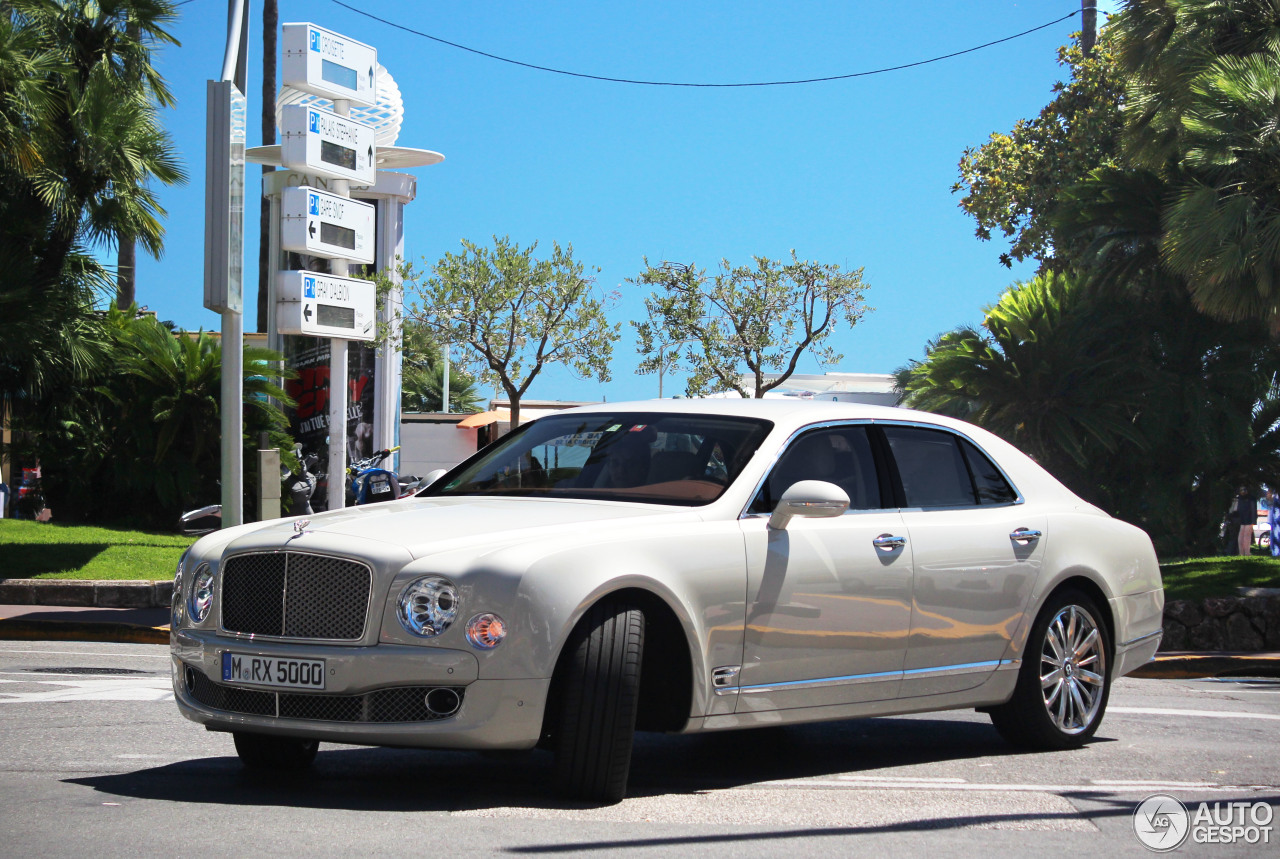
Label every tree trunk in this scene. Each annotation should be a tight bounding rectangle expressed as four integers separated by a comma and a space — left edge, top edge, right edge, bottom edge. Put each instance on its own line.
116, 235, 135, 310
257, 0, 278, 333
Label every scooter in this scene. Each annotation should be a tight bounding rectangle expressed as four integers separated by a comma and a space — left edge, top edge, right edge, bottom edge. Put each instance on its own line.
347, 446, 405, 505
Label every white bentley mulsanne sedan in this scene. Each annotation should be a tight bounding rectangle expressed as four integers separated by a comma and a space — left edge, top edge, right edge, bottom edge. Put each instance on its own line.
171, 399, 1164, 803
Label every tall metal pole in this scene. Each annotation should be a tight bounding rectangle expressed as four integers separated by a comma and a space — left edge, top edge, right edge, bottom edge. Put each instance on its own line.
1081, 0, 1097, 57
442, 343, 450, 413
218, 0, 248, 527
327, 98, 353, 511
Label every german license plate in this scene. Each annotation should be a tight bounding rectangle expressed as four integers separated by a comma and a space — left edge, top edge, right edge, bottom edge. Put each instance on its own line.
222, 652, 325, 690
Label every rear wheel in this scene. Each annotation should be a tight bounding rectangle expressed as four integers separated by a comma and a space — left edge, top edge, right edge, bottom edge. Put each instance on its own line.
232, 732, 319, 771
989, 589, 1111, 750
552, 599, 645, 804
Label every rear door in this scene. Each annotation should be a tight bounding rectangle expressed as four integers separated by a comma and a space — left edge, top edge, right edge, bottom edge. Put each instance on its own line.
879, 425, 1045, 698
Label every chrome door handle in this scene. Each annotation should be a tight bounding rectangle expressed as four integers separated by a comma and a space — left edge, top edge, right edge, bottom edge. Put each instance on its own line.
1010, 527, 1042, 544
873, 534, 906, 551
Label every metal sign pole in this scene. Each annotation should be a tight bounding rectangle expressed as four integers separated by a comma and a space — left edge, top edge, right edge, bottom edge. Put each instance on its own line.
326, 99, 352, 511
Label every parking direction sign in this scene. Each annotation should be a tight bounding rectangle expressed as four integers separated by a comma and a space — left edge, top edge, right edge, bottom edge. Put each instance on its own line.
281, 186, 375, 264
277, 270, 376, 341
280, 104, 376, 185
282, 23, 377, 106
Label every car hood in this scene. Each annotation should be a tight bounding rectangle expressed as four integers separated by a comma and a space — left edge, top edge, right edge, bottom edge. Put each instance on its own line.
224, 496, 694, 561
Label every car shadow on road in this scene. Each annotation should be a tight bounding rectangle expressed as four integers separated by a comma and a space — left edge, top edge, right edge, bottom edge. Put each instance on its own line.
66, 713, 1111, 813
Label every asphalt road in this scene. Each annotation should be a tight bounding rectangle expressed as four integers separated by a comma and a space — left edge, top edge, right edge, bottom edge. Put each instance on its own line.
1, 640, 1277, 857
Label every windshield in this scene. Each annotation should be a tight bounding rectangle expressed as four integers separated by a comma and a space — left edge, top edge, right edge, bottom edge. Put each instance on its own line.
421, 412, 773, 506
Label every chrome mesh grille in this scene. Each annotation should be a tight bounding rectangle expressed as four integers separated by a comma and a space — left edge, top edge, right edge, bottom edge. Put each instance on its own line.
183, 666, 460, 723
220, 552, 370, 640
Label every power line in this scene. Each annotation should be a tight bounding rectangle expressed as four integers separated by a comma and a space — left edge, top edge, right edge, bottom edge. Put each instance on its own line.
329, 2, 1079, 88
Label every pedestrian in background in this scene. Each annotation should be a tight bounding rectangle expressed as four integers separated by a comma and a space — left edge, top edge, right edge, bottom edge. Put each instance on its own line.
1232, 485, 1258, 556
1268, 487, 1280, 558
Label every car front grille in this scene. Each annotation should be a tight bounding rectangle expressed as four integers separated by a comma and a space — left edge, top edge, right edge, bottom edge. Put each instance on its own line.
183, 665, 463, 723
220, 551, 371, 640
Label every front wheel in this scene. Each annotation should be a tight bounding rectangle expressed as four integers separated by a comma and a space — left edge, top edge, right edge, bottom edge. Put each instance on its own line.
551, 599, 645, 804
989, 589, 1111, 750
232, 732, 319, 771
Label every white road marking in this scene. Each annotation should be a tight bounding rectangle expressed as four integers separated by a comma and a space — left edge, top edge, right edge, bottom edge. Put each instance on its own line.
1109, 706, 1280, 722
0, 675, 173, 703
759, 778, 1275, 794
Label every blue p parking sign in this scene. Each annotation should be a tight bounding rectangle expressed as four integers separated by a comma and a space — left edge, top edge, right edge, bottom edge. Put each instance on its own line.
303, 277, 316, 299
308, 193, 319, 215
309, 28, 320, 52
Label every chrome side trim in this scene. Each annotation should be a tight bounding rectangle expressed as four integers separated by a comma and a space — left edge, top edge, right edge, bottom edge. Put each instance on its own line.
739, 668, 902, 695
899, 659, 1006, 680
1116, 629, 1163, 651
738, 659, 1017, 694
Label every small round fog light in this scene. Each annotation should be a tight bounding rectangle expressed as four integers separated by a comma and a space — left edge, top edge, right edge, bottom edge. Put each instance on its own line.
188, 564, 214, 624
465, 613, 507, 649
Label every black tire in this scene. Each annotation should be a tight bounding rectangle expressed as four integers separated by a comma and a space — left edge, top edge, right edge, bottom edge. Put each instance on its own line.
552, 599, 645, 804
232, 732, 319, 771
989, 588, 1112, 750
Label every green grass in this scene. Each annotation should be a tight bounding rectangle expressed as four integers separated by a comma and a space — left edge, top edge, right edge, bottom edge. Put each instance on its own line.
0, 520, 194, 581
1160, 555, 1280, 602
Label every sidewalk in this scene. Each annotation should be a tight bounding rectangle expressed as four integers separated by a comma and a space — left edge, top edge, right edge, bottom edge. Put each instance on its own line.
0, 604, 169, 645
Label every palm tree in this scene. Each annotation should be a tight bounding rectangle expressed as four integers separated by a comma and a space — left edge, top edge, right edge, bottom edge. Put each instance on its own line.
400, 322, 483, 413
1, 1, 182, 490
896, 272, 1146, 481
1106, 0, 1280, 324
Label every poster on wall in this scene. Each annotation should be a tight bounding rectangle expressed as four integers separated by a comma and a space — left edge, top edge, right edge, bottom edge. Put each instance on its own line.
283, 335, 377, 512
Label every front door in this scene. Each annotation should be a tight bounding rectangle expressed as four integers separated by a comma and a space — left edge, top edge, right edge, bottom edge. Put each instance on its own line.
737, 425, 912, 712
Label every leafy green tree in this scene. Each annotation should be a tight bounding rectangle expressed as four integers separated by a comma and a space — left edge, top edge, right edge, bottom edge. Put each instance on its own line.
955, 32, 1123, 269
400, 321, 483, 414
24, 307, 295, 527
399, 236, 618, 429
632, 253, 870, 398
1104, 0, 1280, 323
897, 273, 1279, 553
0, 0, 182, 486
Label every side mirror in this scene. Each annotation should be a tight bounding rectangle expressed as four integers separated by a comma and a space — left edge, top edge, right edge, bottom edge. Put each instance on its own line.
768, 480, 850, 530
421, 468, 449, 489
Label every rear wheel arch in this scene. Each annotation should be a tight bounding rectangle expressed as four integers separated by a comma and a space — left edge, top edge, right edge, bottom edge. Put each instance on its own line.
1038, 574, 1116, 660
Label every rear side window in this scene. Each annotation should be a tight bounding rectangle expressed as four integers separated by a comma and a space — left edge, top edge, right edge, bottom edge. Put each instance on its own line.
959, 438, 1018, 504
883, 426, 976, 508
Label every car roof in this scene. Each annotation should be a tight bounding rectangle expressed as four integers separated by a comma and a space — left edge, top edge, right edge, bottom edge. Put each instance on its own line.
555, 398, 1086, 507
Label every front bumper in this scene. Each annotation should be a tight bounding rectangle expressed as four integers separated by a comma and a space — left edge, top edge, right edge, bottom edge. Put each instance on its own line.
171, 629, 549, 750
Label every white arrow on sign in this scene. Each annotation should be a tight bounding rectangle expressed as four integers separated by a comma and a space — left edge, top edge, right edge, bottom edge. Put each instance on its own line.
282, 22, 377, 106
277, 270, 376, 341
280, 104, 376, 185
281, 185, 375, 264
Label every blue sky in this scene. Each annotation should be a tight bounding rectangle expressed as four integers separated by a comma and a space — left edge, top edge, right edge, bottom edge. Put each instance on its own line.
132, 1, 1118, 405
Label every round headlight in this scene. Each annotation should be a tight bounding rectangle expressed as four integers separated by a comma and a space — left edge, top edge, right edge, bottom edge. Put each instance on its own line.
397, 576, 458, 637
465, 613, 507, 649
188, 564, 214, 624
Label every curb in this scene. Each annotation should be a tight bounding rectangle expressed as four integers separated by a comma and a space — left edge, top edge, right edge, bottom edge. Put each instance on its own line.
1130, 651, 1280, 679
0, 579, 172, 609
0, 618, 169, 646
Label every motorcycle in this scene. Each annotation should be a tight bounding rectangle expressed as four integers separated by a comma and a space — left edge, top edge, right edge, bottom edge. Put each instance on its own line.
347, 446, 407, 505
179, 446, 319, 535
